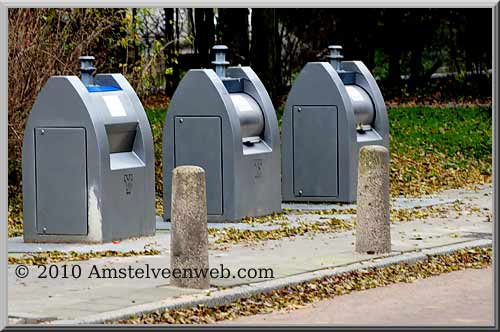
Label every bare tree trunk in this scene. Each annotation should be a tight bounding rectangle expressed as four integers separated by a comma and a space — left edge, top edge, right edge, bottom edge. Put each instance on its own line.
409, 48, 423, 84
163, 8, 175, 94
384, 10, 402, 85
132, 8, 139, 63
188, 8, 196, 50
251, 8, 278, 100
218, 9, 249, 65
194, 8, 215, 68
388, 49, 401, 84
172, 8, 180, 89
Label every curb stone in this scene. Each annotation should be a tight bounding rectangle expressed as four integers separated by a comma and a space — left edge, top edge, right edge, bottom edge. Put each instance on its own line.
8, 313, 58, 324
46, 238, 492, 325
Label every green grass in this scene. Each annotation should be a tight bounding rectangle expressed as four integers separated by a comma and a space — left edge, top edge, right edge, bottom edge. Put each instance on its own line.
145, 107, 167, 128
387, 106, 492, 196
389, 106, 492, 165
145, 107, 167, 212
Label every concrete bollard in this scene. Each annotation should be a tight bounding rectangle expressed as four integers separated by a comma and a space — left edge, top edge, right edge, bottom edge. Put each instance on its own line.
170, 166, 210, 289
355, 145, 391, 254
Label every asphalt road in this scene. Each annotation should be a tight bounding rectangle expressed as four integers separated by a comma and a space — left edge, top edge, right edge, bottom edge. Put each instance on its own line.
219, 267, 494, 326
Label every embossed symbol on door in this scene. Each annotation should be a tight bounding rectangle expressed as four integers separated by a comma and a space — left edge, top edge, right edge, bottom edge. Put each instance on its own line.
254, 159, 263, 178
124, 173, 133, 195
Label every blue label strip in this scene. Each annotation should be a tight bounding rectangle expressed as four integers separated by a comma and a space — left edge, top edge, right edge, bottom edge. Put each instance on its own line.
87, 85, 122, 93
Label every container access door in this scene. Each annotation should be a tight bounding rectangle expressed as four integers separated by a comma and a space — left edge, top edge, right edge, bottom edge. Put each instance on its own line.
35, 127, 88, 235
292, 106, 339, 198
174, 116, 223, 216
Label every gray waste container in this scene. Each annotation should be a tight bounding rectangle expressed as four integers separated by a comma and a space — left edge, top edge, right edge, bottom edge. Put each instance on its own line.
163, 45, 282, 222
281, 45, 389, 203
22, 56, 156, 243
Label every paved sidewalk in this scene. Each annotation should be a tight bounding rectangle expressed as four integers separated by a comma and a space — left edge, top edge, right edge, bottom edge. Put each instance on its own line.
7, 184, 493, 323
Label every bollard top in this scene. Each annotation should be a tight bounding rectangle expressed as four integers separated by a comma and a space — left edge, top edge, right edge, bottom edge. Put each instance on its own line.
173, 165, 205, 175
359, 145, 389, 155
358, 145, 389, 172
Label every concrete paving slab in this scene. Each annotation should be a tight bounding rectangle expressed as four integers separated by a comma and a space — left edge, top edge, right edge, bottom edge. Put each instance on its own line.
282, 202, 356, 211
63, 287, 201, 315
283, 196, 458, 211
286, 214, 354, 222
21, 308, 100, 321
390, 197, 459, 209
157, 219, 285, 231
8, 232, 171, 254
